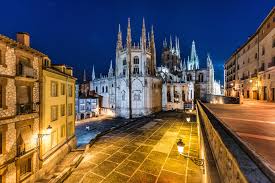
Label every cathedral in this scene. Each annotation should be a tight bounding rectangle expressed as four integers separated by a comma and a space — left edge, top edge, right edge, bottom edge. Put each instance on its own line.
80, 18, 222, 119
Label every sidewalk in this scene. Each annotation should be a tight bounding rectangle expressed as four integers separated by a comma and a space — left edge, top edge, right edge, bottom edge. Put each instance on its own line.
36, 115, 131, 183
64, 111, 203, 183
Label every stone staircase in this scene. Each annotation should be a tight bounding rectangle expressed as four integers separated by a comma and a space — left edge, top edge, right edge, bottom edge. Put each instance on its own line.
36, 150, 84, 183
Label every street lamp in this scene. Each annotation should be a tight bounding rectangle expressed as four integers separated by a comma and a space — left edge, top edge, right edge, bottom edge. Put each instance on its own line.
186, 117, 191, 122
249, 79, 252, 83
37, 125, 52, 161
38, 125, 52, 138
176, 139, 204, 166
46, 125, 52, 135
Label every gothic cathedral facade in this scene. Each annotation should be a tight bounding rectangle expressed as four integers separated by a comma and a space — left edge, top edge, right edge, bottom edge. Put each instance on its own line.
87, 19, 222, 118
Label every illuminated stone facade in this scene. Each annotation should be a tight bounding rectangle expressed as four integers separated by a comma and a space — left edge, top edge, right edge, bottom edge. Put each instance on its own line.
225, 7, 275, 101
0, 33, 42, 183
86, 19, 222, 116
0, 33, 76, 182
90, 19, 162, 118
159, 38, 222, 110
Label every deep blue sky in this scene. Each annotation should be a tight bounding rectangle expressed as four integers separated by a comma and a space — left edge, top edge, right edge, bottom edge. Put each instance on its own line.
1, 1, 274, 84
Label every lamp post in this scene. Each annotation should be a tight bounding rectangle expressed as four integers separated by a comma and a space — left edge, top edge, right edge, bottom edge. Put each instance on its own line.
177, 139, 204, 166
37, 125, 52, 161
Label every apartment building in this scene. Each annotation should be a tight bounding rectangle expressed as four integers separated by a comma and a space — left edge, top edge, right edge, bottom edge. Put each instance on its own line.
0, 32, 43, 182
0, 32, 76, 182
39, 62, 76, 177
225, 7, 275, 102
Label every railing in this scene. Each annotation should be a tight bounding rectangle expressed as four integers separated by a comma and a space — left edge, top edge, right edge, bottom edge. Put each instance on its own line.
16, 103, 38, 115
251, 73, 257, 78
17, 65, 37, 78
268, 60, 275, 68
197, 101, 272, 182
259, 66, 265, 72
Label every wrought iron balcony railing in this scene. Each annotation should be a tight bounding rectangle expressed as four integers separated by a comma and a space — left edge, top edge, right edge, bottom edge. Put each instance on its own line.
16, 103, 38, 115
259, 66, 265, 72
268, 61, 275, 68
251, 73, 257, 78
17, 65, 37, 79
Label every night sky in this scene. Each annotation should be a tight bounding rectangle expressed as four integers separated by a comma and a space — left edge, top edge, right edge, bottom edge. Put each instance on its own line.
1, 1, 274, 84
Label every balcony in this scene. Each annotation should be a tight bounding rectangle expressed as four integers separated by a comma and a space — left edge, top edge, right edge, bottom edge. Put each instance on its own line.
16, 64, 38, 81
268, 60, 275, 69
251, 73, 257, 78
259, 66, 265, 72
16, 103, 38, 115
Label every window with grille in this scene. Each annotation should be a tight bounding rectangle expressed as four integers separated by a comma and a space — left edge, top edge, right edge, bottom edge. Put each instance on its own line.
68, 84, 72, 97
68, 103, 73, 116
61, 104, 65, 116
20, 157, 31, 178
51, 105, 58, 121
61, 83, 65, 95
133, 67, 139, 74
61, 125, 65, 138
134, 57, 139, 64
51, 81, 58, 97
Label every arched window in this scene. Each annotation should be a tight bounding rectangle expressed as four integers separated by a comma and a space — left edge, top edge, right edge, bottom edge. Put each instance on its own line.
123, 59, 127, 65
102, 86, 104, 93
134, 56, 139, 64
198, 73, 204, 82
106, 86, 108, 93
187, 74, 192, 81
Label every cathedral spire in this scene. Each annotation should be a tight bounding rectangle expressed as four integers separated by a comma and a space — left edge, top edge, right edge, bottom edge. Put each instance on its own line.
163, 38, 167, 48
141, 18, 146, 51
92, 65, 95, 81
83, 69, 86, 82
170, 35, 173, 49
116, 24, 122, 50
108, 60, 114, 77
147, 32, 150, 48
189, 40, 199, 70
127, 18, 132, 48
150, 25, 156, 75
207, 53, 213, 69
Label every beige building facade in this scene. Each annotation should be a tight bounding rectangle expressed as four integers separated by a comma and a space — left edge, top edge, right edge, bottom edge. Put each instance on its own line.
225, 7, 275, 102
0, 32, 76, 182
0, 33, 43, 183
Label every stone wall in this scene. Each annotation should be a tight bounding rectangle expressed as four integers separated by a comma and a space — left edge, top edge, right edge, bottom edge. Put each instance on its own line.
197, 101, 272, 183
201, 94, 240, 104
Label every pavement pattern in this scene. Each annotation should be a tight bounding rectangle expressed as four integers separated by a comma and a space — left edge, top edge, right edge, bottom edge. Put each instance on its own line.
65, 111, 202, 183
76, 117, 131, 147
205, 99, 275, 172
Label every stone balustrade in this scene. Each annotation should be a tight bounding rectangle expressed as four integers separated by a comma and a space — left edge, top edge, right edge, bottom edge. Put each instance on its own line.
197, 100, 272, 183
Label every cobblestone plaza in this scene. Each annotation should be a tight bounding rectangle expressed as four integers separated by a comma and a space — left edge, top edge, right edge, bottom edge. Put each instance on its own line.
65, 111, 202, 183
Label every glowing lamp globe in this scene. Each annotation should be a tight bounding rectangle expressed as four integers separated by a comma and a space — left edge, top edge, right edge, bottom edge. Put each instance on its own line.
46, 125, 52, 135
177, 139, 185, 155
186, 117, 191, 122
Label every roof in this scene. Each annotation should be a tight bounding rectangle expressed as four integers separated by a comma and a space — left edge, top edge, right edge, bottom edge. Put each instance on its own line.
0, 34, 48, 57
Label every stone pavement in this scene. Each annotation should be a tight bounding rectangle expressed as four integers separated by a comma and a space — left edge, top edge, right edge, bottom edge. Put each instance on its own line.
205, 99, 275, 174
76, 116, 131, 147
64, 111, 203, 183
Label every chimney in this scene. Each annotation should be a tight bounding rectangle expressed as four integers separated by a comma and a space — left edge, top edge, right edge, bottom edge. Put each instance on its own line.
16, 32, 30, 47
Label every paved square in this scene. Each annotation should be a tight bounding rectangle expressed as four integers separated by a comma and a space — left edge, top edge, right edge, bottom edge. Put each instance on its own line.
64, 111, 202, 183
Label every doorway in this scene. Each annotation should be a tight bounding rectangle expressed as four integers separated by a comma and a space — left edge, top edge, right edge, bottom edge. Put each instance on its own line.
264, 87, 267, 100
